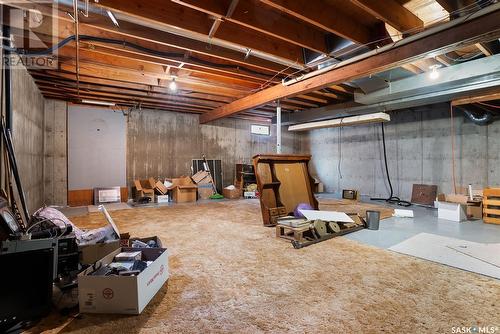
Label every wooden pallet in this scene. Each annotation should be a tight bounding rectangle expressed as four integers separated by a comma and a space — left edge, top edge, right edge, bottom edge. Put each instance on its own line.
483, 188, 500, 225
276, 214, 365, 248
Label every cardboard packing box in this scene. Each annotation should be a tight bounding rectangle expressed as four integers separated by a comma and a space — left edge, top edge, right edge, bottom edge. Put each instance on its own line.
437, 193, 483, 220
223, 187, 241, 199
78, 247, 169, 315
169, 177, 197, 203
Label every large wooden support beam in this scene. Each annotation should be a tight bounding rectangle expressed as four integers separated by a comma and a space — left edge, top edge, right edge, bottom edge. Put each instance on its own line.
350, 0, 424, 32
199, 8, 500, 123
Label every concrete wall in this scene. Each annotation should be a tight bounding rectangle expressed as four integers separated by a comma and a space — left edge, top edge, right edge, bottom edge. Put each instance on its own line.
127, 109, 306, 188
11, 65, 45, 212
302, 105, 500, 199
44, 99, 67, 205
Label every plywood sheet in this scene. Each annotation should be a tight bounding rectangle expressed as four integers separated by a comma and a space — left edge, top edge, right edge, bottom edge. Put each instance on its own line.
275, 163, 311, 214
318, 198, 394, 220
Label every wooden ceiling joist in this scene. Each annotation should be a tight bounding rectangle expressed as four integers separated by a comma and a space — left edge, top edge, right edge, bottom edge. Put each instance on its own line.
199, 8, 500, 123
94, 0, 305, 64
172, 0, 329, 54
350, 0, 424, 33
6, 2, 294, 75
259, 0, 375, 44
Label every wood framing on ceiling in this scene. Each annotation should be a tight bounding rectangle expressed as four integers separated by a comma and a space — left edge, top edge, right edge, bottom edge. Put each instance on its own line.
2, 0, 498, 121
199, 8, 500, 123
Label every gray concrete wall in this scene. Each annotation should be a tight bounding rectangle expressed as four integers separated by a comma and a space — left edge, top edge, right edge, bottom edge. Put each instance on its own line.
302, 105, 500, 199
11, 65, 45, 212
127, 109, 306, 188
44, 99, 67, 205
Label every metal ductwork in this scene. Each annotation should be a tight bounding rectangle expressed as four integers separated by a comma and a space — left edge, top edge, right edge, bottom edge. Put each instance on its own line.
455, 104, 493, 125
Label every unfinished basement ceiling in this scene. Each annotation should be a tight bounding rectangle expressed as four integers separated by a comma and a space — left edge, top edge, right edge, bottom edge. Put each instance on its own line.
4, 0, 500, 122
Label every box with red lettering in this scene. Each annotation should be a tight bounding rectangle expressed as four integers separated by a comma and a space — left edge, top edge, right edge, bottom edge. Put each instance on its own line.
78, 247, 168, 314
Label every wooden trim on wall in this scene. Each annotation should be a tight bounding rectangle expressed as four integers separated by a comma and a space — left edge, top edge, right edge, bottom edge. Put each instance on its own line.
67, 187, 129, 207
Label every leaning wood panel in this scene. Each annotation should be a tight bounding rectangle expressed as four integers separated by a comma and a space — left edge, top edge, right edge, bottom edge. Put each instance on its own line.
253, 154, 318, 226
483, 188, 500, 225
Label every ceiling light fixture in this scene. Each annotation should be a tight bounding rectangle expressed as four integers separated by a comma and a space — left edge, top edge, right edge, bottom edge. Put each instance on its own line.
106, 10, 119, 27
81, 99, 116, 106
288, 112, 390, 132
169, 78, 177, 92
429, 65, 440, 80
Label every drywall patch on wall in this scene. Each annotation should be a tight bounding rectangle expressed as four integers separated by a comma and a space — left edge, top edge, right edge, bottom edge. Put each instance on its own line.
68, 105, 126, 190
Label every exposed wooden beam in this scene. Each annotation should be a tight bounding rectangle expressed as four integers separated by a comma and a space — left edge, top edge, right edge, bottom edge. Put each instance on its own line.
451, 91, 500, 106
173, 0, 329, 54
260, 0, 374, 44
350, 0, 424, 32
199, 8, 500, 122
475, 43, 493, 56
5, 2, 294, 74
95, 0, 304, 64
56, 46, 261, 90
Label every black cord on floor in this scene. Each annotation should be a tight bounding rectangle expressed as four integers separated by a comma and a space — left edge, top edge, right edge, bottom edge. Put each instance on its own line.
370, 122, 412, 207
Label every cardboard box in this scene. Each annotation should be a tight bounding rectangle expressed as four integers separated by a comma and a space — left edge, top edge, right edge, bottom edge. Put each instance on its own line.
191, 170, 212, 184
197, 183, 214, 200
156, 195, 169, 203
223, 187, 241, 199
169, 177, 197, 203
79, 240, 120, 265
437, 201, 466, 222
78, 247, 168, 314
133, 179, 154, 201
437, 193, 483, 219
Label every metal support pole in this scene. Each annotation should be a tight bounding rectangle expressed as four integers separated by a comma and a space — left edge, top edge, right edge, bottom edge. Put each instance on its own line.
276, 100, 282, 154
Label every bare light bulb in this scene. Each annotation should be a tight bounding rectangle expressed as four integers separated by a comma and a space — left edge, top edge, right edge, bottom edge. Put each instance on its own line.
429, 66, 439, 80
169, 78, 177, 92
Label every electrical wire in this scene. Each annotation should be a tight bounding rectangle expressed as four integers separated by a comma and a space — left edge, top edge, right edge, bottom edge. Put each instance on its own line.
370, 122, 412, 207
4, 35, 279, 79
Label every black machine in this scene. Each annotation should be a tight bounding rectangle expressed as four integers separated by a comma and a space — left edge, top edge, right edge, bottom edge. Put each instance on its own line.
0, 239, 57, 332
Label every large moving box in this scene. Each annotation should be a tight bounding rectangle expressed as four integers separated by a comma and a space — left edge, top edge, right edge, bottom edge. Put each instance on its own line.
78, 247, 168, 314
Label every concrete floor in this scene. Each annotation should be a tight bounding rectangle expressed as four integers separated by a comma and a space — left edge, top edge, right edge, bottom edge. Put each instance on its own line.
339, 197, 500, 248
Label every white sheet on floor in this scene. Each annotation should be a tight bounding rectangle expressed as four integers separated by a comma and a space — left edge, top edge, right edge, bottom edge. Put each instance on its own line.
389, 233, 500, 279
300, 210, 354, 223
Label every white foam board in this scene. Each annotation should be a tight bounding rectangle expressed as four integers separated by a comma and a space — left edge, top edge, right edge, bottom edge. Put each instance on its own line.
389, 233, 500, 279
393, 209, 414, 218
300, 210, 354, 223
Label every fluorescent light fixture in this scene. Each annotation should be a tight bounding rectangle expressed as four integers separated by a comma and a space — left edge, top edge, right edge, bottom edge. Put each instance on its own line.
169, 78, 177, 92
106, 10, 119, 27
288, 112, 390, 132
81, 99, 116, 106
429, 65, 440, 80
